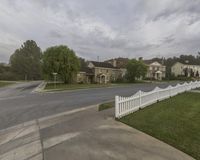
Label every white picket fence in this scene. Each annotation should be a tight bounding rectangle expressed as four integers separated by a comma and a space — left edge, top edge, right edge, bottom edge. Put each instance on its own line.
115, 81, 200, 118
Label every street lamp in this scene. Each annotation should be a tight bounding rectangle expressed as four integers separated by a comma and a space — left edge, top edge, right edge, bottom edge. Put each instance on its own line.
52, 72, 57, 89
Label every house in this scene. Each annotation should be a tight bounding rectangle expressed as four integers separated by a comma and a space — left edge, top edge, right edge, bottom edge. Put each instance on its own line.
171, 62, 200, 77
143, 60, 166, 80
77, 67, 94, 83
77, 61, 125, 84
105, 57, 129, 68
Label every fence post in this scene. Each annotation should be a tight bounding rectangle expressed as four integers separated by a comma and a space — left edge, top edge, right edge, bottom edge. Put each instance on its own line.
157, 88, 160, 101
115, 95, 119, 118
139, 90, 142, 108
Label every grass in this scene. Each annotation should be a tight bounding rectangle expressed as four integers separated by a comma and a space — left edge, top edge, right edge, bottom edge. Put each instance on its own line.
0, 81, 15, 88
98, 101, 114, 111
44, 82, 146, 91
45, 83, 114, 91
119, 92, 200, 160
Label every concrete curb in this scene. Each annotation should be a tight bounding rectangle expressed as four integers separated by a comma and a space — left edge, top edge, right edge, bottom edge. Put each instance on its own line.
32, 81, 47, 93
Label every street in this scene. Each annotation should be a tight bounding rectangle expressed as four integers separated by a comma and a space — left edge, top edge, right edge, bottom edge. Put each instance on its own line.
0, 81, 179, 130
0, 81, 194, 160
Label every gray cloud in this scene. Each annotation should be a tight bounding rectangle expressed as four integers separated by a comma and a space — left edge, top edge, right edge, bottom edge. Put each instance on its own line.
0, 0, 200, 63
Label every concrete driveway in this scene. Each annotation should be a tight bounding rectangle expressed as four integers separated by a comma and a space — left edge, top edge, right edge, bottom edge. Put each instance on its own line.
0, 105, 194, 160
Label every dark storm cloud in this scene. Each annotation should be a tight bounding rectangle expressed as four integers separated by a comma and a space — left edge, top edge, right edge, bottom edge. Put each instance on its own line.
0, 0, 200, 62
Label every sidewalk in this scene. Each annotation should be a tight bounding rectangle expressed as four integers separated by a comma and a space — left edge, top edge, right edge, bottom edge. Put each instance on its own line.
0, 105, 194, 160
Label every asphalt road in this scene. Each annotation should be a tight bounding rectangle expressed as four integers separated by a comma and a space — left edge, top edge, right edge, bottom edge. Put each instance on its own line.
0, 81, 179, 130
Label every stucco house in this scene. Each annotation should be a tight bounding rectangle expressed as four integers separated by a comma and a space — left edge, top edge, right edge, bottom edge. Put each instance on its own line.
77, 61, 125, 84
143, 60, 166, 80
171, 62, 200, 77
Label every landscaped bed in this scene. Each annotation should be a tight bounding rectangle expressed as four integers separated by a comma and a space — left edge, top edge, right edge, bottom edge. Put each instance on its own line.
119, 92, 200, 160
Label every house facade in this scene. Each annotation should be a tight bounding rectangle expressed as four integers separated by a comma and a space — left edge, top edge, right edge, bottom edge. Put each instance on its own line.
77, 61, 125, 84
171, 62, 200, 77
144, 60, 166, 80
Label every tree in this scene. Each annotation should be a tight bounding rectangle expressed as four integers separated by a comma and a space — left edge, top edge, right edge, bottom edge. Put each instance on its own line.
190, 69, 194, 77
126, 59, 147, 82
196, 71, 199, 77
42, 45, 80, 84
9, 40, 42, 80
183, 68, 188, 77
79, 57, 87, 68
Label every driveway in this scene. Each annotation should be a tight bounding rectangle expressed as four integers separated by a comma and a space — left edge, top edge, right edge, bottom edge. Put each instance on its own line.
0, 105, 194, 160
0, 81, 179, 130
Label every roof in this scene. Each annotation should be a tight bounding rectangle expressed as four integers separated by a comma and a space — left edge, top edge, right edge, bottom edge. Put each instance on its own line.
105, 57, 129, 62
104, 57, 129, 68
175, 61, 200, 66
143, 60, 164, 66
80, 67, 94, 75
90, 61, 117, 69
155, 70, 162, 74
143, 60, 155, 65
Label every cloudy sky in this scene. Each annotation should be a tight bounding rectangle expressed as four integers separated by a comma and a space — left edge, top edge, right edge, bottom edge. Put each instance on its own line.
0, 0, 200, 62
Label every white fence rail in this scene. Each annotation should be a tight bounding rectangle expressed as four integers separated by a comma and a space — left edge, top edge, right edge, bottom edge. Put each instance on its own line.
115, 81, 200, 118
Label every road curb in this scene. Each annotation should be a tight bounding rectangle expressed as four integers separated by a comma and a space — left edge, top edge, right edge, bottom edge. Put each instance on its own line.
32, 81, 47, 93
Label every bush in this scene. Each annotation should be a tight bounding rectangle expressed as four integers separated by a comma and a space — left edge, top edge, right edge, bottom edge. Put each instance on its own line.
170, 75, 193, 81
0, 72, 20, 81
143, 77, 156, 81
112, 77, 127, 83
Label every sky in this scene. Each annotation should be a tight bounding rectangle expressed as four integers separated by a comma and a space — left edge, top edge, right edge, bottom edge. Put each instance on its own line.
0, 0, 200, 63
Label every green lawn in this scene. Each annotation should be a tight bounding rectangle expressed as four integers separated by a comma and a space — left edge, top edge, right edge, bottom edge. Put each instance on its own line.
0, 81, 15, 88
44, 82, 147, 91
119, 92, 200, 160
45, 83, 115, 91
98, 101, 114, 111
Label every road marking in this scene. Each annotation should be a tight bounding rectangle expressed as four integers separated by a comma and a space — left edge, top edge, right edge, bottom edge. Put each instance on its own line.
43, 132, 80, 149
